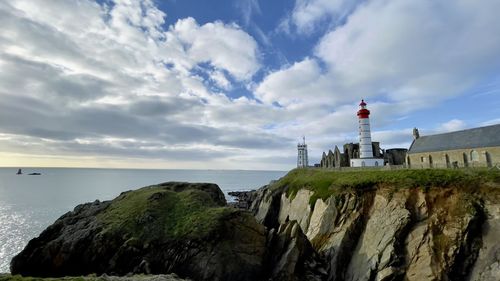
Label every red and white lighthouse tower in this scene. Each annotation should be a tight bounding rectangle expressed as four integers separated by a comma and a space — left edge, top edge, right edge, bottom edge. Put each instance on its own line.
357, 99, 373, 159
351, 99, 384, 167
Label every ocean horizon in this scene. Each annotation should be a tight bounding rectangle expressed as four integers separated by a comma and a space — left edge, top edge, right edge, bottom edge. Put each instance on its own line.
0, 167, 287, 273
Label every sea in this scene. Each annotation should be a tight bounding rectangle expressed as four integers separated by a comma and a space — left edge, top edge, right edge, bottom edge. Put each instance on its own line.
0, 167, 287, 273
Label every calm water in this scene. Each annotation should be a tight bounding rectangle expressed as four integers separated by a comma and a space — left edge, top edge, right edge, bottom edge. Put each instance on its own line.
0, 168, 286, 273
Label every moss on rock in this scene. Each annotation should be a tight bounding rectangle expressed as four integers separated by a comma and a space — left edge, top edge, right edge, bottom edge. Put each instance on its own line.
98, 187, 235, 241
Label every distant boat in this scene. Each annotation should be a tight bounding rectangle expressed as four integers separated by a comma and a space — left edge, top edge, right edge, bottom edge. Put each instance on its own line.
28, 173, 41, 176
16, 169, 22, 175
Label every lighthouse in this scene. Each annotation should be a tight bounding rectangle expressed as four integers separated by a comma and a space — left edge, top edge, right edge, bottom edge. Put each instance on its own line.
357, 99, 373, 158
351, 100, 384, 167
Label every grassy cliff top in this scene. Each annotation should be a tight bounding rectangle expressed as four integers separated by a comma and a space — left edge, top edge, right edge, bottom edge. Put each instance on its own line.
271, 168, 500, 203
97, 183, 236, 241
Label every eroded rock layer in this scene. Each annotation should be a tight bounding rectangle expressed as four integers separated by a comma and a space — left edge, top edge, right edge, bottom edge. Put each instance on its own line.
248, 169, 500, 281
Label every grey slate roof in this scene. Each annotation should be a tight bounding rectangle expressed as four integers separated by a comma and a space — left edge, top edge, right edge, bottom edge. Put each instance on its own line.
408, 124, 500, 154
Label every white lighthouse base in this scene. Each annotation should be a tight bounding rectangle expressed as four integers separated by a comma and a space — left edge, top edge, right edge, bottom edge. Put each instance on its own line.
351, 158, 384, 167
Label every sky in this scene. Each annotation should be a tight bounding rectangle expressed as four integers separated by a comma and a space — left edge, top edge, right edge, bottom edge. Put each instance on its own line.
0, 0, 499, 170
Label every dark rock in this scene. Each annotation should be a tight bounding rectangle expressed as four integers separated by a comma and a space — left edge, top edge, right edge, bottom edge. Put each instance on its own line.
266, 220, 328, 281
10, 181, 328, 281
10, 182, 265, 281
228, 190, 256, 209
251, 184, 288, 230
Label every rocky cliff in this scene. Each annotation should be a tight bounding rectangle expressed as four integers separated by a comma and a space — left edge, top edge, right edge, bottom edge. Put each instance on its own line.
10, 169, 500, 281
10, 182, 323, 281
249, 168, 500, 281
11, 182, 268, 280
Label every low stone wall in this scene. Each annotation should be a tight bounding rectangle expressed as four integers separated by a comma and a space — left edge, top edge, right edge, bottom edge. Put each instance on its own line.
312, 165, 406, 171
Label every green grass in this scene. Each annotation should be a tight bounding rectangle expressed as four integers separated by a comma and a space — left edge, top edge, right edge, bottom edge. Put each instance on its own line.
271, 168, 500, 205
97, 185, 236, 241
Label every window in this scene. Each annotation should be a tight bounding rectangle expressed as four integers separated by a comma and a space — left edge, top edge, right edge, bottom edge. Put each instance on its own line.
375, 161, 379, 166
486, 151, 492, 167
471, 150, 479, 162
463, 153, 468, 167
362, 161, 365, 167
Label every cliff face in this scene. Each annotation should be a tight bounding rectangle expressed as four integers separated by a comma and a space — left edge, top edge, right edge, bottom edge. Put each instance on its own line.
250, 169, 500, 281
10, 169, 500, 281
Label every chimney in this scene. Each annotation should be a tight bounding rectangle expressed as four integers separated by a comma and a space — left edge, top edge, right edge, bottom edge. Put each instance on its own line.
413, 128, 420, 139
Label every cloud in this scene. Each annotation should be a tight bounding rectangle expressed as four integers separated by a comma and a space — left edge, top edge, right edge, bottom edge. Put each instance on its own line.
253, 0, 500, 158
256, 58, 326, 107
1, 0, 499, 170
236, 0, 262, 26
436, 119, 467, 133
208, 69, 232, 91
128, 96, 203, 117
171, 17, 260, 81
0, 133, 230, 162
259, 0, 500, 120
314, 0, 500, 103
0, 0, 298, 169
285, 0, 359, 34
371, 129, 414, 149
480, 119, 500, 127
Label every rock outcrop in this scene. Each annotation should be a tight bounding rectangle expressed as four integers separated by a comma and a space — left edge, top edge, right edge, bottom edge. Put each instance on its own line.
468, 196, 500, 281
266, 220, 328, 281
10, 169, 500, 281
11, 182, 267, 281
248, 169, 500, 281
10, 182, 327, 281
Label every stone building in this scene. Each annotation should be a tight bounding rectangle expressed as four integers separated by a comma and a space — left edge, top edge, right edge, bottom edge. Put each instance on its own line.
385, 148, 408, 165
320, 148, 340, 168
406, 124, 500, 168
320, 142, 386, 168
